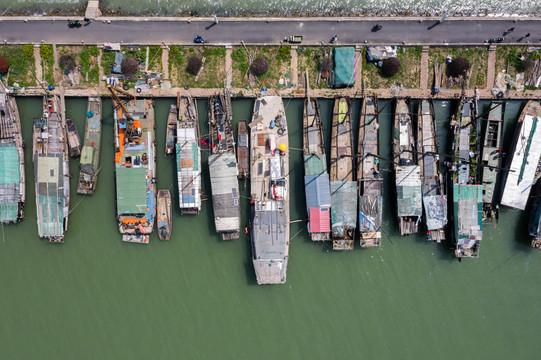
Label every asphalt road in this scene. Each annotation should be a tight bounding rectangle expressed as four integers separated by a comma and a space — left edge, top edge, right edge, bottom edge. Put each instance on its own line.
0, 17, 539, 45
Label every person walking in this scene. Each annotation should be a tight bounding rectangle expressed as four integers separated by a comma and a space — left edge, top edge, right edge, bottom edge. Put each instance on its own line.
212, 14, 218, 24
330, 35, 338, 44
507, 27, 515, 33
525, 33, 531, 37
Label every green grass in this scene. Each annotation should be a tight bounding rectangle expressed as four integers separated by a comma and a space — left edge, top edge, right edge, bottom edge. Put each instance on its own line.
101, 50, 116, 76
169, 46, 226, 88
40, 45, 55, 86
0, 45, 36, 87
147, 46, 163, 72
363, 46, 422, 89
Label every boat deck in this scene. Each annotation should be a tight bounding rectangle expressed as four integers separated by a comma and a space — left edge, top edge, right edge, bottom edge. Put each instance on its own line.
330, 97, 356, 250
237, 120, 250, 179
357, 96, 382, 247
165, 104, 177, 156
0, 82, 25, 223
114, 97, 156, 243
418, 100, 447, 242
77, 96, 102, 194
249, 96, 289, 284
177, 97, 201, 214
500, 101, 541, 210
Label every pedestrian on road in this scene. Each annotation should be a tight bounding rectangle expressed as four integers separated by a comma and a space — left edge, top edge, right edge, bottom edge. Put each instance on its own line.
525, 33, 530, 37
213, 14, 218, 24
330, 35, 338, 44
507, 27, 515, 33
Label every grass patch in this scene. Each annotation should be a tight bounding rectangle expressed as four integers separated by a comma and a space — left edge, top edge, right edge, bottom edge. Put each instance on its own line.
147, 46, 163, 72
428, 46, 489, 89
362, 46, 422, 89
231, 46, 290, 88
296, 46, 333, 89
0, 45, 36, 87
494, 46, 530, 77
169, 46, 226, 88
56, 45, 100, 86
101, 50, 116, 76
40, 44, 55, 86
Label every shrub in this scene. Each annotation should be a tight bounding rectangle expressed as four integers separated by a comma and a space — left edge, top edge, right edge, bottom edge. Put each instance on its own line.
0, 56, 9, 74
59, 55, 76, 71
381, 57, 401, 77
523, 59, 535, 72
319, 57, 333, 72
250, 57, 269, 76
121, 57, 139, 78
278, 46, 290, 62
187, 57, 202, 75
448, 56, 470, 77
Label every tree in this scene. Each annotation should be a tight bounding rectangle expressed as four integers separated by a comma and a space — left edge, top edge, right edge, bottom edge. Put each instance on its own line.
187, 57, 202, 75
121, 57, 139, 78
59, 55, 76, 71
319, 57, 333, 72
250, 57, 269, 76
381, 57, 401, 77
0, 56, 9, 74
448, 57, 470, 77
523, 58, 535, 72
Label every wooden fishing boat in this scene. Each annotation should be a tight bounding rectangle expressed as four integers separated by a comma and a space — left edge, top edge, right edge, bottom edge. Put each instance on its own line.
303, 98, 331, 241
393, 99, 422, 235
357, 96, 382, 247
109, 86, 156, 244
418, 99, 447, 242
0, 81, 25, 223
330, 97, 356, 250
249, 95, 289, 284
77, 96, 102, 195
208, 91, 240, 240
66, 117, 82, 157
480, 101, 504, 222
33, 95, 70, 242
157, 189, 172, 240
450, 97, 483, 258
177, 96, 201, 215
500, 101, 541, 211
237, 120, 249, 179
165, 104, 177, 156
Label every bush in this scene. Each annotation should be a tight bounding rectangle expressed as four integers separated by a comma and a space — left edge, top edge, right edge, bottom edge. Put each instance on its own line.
187, 57, 202, 75
121, 57, 139, 78
448, 57, 470, 77
523, 59, 535, 72
250, 57, 269, 76
0, 56, 9, 74
319, 57, 333, 72
59, 55, 76, 71
278, 46, 290, 62
381, 57, 401, 77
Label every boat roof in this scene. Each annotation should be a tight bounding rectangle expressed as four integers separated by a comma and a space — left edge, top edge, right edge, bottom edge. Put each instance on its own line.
116, 167, 148, 215
304, 154, 327, 176
396, 165, 422, 216
305, 174, 331, 208
209, 153, 240, 232
453, 184, 483, 242
35, 154, 65, 237
330, 180, 357, 230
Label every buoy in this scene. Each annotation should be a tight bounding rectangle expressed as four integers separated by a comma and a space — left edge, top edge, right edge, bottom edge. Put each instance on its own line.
279, 143, 287, 152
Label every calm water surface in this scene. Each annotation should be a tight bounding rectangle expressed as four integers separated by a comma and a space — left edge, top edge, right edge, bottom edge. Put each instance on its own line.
1, 0, 540, 16
0, 96, 539, 359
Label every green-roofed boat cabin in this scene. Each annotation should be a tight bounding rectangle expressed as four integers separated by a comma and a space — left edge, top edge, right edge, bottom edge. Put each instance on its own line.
0, 81, 25, 223
77, 96, 102, 195
450, 97, 483, 258
32, 95, 70, 242
112, 94, 156, 244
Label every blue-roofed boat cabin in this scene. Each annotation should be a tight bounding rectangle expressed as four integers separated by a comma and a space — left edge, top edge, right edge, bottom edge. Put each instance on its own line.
77, 96, 102, 194
330, 97, 356, 250
303, 98, 331, 241
357, 96, 383, 247
393, 99, 422, 235
177, 96, 201, 215
500, 101, 541, 211
480, 101, 504, 222
111, 91, 156, 244
418, 100, 447, 242
249, 96, 289, 284
450, 97, 483, 258
208, 91, 240, 240
32, 95, 70, 242
0, 81, 25, 223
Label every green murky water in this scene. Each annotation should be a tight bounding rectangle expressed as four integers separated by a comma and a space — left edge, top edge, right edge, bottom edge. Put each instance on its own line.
0, 96, 539, 359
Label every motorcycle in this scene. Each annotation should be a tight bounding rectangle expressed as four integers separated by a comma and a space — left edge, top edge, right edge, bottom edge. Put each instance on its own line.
67, 20, 82, 29
193, 36, 208, 44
